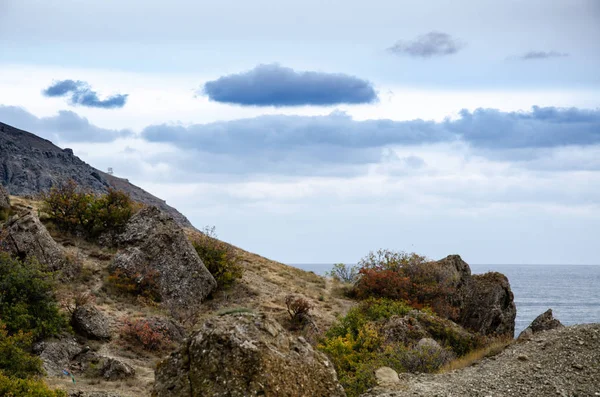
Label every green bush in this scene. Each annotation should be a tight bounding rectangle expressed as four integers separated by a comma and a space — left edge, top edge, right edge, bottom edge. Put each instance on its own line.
0, 322, 44, 379
0, 253, 67, 340
0, 371, 66, 397
42, 180, 135, 240
397, 342, 455, 373
0, 208, 10, 223
191, 226, 243, 289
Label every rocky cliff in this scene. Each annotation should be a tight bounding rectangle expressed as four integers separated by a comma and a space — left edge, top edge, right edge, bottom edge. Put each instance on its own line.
0, 121, 191, 227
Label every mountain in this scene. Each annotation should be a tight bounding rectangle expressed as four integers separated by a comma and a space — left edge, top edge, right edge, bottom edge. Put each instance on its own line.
0, 121, 191, 227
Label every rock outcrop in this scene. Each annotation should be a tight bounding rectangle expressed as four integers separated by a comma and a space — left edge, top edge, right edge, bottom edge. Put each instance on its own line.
72, 304, 112, 340
0, 184, 10, 211
99, 358, 135, 381
429, 255, 516, 337
459, 272, 516, 337
0, 121, 191, 227
110, 206, 216, 314
153, 313, 345, 397
0, 210, 70, 273
33, 337, 83, 377
518, 308, 563, 340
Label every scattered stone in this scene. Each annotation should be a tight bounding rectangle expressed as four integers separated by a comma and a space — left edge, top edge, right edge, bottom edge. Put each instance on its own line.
517, 355, 529, 361
100, 358, 136, 381
153, 313, 345, 397
572, 363, 584, 370
72, 304, 111, 340
375, 367, 400, 385
69, 392, 124, 397
110, 206, 217, 315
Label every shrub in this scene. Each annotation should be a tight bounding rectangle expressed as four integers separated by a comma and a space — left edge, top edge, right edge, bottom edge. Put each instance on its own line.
0, 372, 67, 397
0, 253, 67, 339
397, 342, 455, 373
0, 208, 10, 223
353, 249, 459, 319
0, 322, 44, 379
191, 226, 243, 289
327, 263, 359, 284
120, 318, 171, 351
285, 295, 313, 324
42, 180, 135, 240
107, 268, 161, 302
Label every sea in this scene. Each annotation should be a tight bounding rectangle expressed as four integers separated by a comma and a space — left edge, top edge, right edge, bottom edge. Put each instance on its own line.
292, 263, 600, 336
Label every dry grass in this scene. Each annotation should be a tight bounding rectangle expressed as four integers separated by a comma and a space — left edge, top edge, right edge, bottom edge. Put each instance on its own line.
440, 337, 513, 373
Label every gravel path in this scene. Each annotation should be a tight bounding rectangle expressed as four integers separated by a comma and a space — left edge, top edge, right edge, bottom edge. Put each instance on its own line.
363, 324, 600, 397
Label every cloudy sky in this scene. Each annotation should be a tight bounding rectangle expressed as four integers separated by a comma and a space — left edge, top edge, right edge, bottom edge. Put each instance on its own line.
1, 0, 599, 265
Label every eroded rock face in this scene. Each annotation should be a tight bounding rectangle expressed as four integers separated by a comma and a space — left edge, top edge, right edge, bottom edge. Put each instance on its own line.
110, 206, 216, 314
72, 304, 111, 340
153, 313, 346, 397
33, 337, 83, 377
459, 272, 517, 337
0, 184, 10, 210
1, 210, 70, 273
518, 309, 563, 340
429, 255, 516, 337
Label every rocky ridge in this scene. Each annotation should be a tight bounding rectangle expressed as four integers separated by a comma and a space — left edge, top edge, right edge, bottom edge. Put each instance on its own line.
0, 121, 191, 227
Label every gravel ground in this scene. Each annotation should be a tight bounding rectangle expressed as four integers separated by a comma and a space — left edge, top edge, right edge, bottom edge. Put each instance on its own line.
362, 324, 600, 397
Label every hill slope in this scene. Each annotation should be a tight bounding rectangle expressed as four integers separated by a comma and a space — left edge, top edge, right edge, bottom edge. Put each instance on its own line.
0, 121, 191, 227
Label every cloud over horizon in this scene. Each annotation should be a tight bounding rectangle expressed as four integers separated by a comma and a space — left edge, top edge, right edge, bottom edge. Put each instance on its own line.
387, 32, 465, 58
518, 51, 569, 60
0, 105, 131, 142
43, 80, 128, 109
201, 64, 378, 107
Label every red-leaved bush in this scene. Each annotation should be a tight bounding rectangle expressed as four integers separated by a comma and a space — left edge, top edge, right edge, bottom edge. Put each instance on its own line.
120, 318, 171, 351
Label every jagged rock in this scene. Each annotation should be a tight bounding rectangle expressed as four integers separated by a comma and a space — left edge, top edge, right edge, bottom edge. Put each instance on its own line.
33, 337, 83, 376
144, 316, 186, 343
459, 272, 516, 337
1, 210, 72, 274
518, 309, 563, 340
0, 184, 10, 210
72, 304, 111, 340
100, 358, 135, 381
153, 313, 345, 397
0, 121, 191, 227
110, 206, 216, 314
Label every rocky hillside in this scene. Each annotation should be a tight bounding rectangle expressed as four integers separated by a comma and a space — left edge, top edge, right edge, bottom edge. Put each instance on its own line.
0, 121, 191, 227
362, 323, 600, 397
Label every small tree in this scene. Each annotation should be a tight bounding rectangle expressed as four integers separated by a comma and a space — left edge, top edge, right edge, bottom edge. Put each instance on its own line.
327, 263, 359, 284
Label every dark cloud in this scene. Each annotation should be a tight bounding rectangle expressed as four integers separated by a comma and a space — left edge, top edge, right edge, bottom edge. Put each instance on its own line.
387, 32, 465, 58
42, 79, 128, 109
518, 51, 568, 60
201, 64, 378, 107
0, 105, 131, 142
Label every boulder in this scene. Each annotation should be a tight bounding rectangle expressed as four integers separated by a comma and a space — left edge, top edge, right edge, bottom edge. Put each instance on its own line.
153, 313, 345, 397
518, 309, 563, 340
375, 367, 400, 386
382, 315, 429, 345
99, 358, 135, 381
1, 210, 70, 274
459, 272, 516, 337
72, 304, 111, 340
110, 207, 216, 314
0, 184, 10, 211
33, 337, 83, 376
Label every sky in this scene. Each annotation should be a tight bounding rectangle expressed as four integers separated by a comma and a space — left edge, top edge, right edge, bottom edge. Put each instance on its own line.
0, 0, 599, 265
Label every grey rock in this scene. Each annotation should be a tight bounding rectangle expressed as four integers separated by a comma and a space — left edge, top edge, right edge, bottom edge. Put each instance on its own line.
518, 309, 564, 340
0, 184, 10, 210
69, 392, 124, 397
72, 304, 112, 340
100, 358, 136, 381
33, 337, 82, 376
1, 210, 71, 274
110, 206, 216, 315
459, 272, 517, 337
0, 121, 191, 227
153, 313, 345, 397
375, 367, 400, 385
